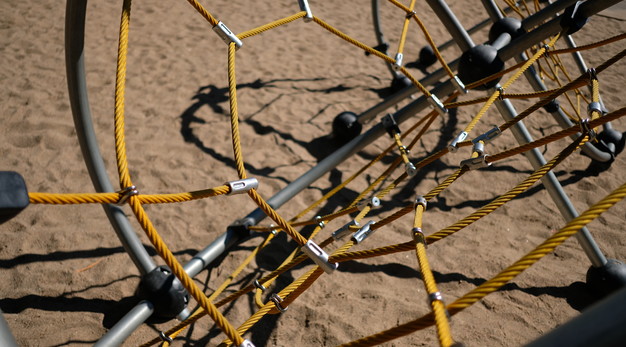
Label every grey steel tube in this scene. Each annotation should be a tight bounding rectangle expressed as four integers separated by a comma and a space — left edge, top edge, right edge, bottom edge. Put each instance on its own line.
425, 0, 476, 52
65, 0, 156, 276
493, 97, 607, 267
243, 80, 457, 226
526, 287, 626, 347
500, 0, 623, 61
94, 301, 154, 347
0, 309, 17, 347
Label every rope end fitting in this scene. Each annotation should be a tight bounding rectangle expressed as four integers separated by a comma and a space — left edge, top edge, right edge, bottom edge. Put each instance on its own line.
394, 53, 404, 71
452, 75, 468, 94
225, 178, 258, 195
448, 131, 468, 153
332, 220, 359, 240
460, 155, 491, 170
301, 240, 338, 274
239, 339, 256, 347
298, 0, 314, 22
213, 21, 243, 50
428, 94, 448, 116
352, 220, 376, 244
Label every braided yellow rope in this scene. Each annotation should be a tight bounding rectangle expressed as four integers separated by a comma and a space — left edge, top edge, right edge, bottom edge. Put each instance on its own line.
237, 12, 306, 40
412, 204, 454, 347
29, 186, 230, 205
340, 179, 626, 346
184, 0, 219, 27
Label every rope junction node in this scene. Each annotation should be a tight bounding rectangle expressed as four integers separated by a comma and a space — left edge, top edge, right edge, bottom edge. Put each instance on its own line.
4, 0, 626, 346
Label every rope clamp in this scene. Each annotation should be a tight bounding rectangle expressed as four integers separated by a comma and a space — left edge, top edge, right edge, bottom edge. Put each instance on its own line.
357, 197, 381, 211
472, 126, 502, 145
496, 86, 505, 101
415, 196, 427, 209
428, 94, 448, 116
116, 185, 138, 205
428, 291, 444, 304
448, 131, 468, 153
452, 75, 468, 94
301, 240, 338, 274
253, 280, 266, 292
332, 220, 359, 240
298, 0, 314, 22
225, 178, 258, 195
352, 220, 376, 244
270, 293, 288, 313
406, 10, 417, 19
394, 53, 404, 71
159, 331, 173, 343
213, 21, 243, 50
472, 141, 485, 156
399, 145, 410, 155
382, 114, 401, 137
412, 227, 426, 246
587, 102, 603, 117
460, 155, 491, 170
314, 215, 326, 229
587, 67, 597, 81
579, 118, 597, 142
405, 162, 417, 177
239, 339, 256, 347
542, 44, 551, 57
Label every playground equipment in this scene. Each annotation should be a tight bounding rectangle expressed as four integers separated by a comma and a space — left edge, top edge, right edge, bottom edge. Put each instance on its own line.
1, 0, 626, 345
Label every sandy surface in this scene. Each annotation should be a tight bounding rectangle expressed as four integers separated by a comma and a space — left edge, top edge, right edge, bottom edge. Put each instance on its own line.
1, 0, 625, 346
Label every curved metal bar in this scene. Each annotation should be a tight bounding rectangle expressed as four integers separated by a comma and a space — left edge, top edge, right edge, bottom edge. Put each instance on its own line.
65, 0, 156, 276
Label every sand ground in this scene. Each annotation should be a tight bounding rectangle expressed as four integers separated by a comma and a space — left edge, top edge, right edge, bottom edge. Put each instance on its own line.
1, 0, 625, 346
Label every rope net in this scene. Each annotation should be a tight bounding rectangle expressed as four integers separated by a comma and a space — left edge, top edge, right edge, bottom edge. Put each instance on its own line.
18, 0, 626, 345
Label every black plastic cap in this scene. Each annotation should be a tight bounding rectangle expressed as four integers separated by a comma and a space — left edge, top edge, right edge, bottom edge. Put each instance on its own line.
0, 171, 29, 224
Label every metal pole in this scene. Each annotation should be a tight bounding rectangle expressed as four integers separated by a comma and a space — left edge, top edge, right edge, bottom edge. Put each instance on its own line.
65, 0, 156, 276
94, 301, 154, 347
0, 309, 17, 347
425, 0, 475, 52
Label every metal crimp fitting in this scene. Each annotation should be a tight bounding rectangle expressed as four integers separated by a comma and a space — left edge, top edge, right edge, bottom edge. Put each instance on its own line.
495, 86, 505, 101
472, 126, 501, 145
415, 196, 427, 209
314, 215, 325, 229
301, 240, 338, 274
412, 227, 426, 246
253, 280, 266, 292
352, 220, 376, 244
298, 0, 314, 22
394, 53, 404, 71
472, 141, 485, 156
270, 293, 288, 313
406, 10, 417, 19
579, 118, 597, 142
452, 75, 468, 94
460, 155, 491, 170
213, 21, 243, 50
428, 94, 448, 116
382, 113, 401, 137
357, 197, 381, 211
332, 220, 359, 240
587, 102, 603, 117
159, 331, 173, 343
587, 67, 597, 81
428, 291, 444, 304
405, 162, 417, 177
225, 178, 258, 195
116, 185, 138, 205
448, 131, 468, 153
239, 339, 256, 347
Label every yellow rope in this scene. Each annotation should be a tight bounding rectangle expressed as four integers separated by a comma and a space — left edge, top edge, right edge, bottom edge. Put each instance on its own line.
237, 12, 306, 40
340, 179, 626, 346
29, 186, 230, 205
184, 0, 219, 27
412, 203, 454, 347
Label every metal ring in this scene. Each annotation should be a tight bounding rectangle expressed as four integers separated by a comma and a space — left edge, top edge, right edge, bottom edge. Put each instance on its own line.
253, 280, 266, 292
270, 293, 288, 313
428, 291, 444, 304
116, 185, 138, 205
159, 331, 173, 343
